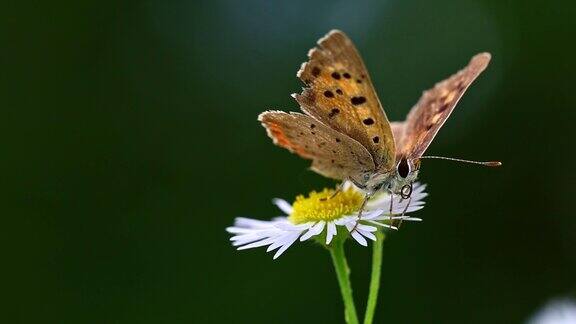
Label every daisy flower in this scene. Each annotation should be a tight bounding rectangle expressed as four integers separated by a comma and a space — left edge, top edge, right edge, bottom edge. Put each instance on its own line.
227, 182, 427, 259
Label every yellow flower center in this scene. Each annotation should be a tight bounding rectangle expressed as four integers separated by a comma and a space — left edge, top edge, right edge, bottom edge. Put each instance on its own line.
288, 188, 364, 224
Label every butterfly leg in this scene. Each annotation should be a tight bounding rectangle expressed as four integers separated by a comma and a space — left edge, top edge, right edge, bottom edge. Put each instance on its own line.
387, 189, 395, 226
396, 196, 412, 229
319, 181, 345, 201
351, 193, 372, 232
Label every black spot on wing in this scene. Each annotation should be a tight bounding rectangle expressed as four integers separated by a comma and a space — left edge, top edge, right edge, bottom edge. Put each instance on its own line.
351, 96, 366, 105
328, 108, 340, 118
324, 90, 334, 98
363, 118, 374, 125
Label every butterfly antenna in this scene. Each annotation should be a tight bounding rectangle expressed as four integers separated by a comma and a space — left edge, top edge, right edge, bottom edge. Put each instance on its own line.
416, 156, 502, 167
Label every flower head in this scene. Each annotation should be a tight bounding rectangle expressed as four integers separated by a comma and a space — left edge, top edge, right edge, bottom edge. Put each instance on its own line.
227, 182, 427, 259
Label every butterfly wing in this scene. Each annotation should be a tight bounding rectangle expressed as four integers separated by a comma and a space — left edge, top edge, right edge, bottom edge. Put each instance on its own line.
390, 121, 406, 161
259, 111, 375, 183
398, 53, 491, 159
294, 30, 396, 171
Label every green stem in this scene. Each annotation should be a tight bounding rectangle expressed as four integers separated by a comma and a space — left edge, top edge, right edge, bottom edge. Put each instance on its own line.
329, 241, 359, 324
364, 231, 385, 324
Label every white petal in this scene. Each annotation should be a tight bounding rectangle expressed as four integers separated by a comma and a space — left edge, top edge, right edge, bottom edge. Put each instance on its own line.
230, 228, 283, 241
402, 217, 422, 221
300, 221, 326, 241
412, 182, 426, 194
356, 224, 378, 232
366, 220, 398, 230
234, 217, 276, 228
350, 230, 368, 246
231, 231, 281, 246
357, 228, 377, 241
334, 215, 356, 226
389, 199, 427, 214
272, 198, 293, 214
404, 206, 425, 213
226, 226, 259, 234
275, 221, 313, 231
366, 195, 391, 210
237, 237, 278, 250
366, 182, 428, 211
375, 214, 423, 222
231, 234, 263, 246
230, 232, 259, 241
273, 232, 301, 259
267, 232, 301, 252
326, 222, 337, 244
360, 210, 384, 220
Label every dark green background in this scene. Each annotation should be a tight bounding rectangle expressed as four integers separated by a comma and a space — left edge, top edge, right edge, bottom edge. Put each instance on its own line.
2, 0, 575, 323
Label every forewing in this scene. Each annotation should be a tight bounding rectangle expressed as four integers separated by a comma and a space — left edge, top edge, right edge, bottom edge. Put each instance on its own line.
294, 30, 396, 171
399, 53, 491, 158
259, 111, 375, 182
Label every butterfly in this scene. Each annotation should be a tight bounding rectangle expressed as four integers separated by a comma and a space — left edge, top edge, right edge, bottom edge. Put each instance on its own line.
259, 30, 500, 215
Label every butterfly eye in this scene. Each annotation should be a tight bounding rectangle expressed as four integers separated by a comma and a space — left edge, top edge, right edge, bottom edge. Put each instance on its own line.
400, 184, 412, 199
397, 157, 410, 178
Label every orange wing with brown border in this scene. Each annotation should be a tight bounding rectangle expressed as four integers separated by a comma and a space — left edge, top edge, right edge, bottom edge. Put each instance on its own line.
259, 111, 375, 184
294, 30, 396, 172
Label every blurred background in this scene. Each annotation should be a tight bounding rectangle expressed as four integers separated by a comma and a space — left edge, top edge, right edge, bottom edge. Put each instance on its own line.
2, 0, 575, 323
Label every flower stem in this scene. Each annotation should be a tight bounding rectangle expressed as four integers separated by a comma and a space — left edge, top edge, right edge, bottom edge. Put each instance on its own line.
364, 231, 385, 324
330, 241, 359, 324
